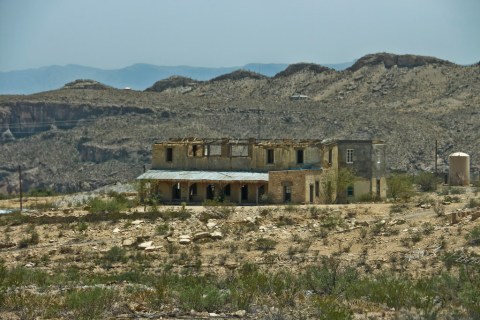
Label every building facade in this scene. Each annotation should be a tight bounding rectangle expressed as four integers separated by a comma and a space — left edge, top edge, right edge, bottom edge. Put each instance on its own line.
137, 138, 386, 204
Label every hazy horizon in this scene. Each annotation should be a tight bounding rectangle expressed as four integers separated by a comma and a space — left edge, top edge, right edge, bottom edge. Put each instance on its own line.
1, 0, 479, 72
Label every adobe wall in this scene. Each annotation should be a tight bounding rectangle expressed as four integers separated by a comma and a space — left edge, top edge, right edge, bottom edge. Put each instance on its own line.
152, 142, 323, 171
268, 170, 324, 204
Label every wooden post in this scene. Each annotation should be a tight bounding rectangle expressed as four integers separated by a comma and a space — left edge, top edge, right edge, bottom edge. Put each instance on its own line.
18, 165, 22, 213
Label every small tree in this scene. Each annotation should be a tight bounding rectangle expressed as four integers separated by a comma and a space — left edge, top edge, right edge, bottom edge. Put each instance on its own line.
387, 173, 415, 201
415, 172, 441, 192
322, 168, 356, 204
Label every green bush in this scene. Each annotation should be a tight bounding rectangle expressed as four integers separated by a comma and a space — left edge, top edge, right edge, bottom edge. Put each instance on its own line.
301, 257, 358, 296
465, 226, 480, 246
415, 172, 441, 192
87, 197, 126, 214
255, 238, 277, 252
178, 277, 226, 312
18, 228, 40, 248
27, 188, 56, 197
313, 296, 352, 320
103, 246, 127, 263
155, 223, 170, 235
65, 287, 115, 319
466, 198, 480, 209
387, 173, 415, 201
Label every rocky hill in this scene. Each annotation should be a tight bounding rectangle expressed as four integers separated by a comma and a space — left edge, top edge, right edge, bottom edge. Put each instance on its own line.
0, 52, 479, 193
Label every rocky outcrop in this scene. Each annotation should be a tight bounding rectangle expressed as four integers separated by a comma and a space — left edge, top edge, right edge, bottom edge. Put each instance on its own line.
0, 101, 153, 138
77, 142, 149, 163
348, 53, 453, 71
145, 76, 200, 93
63, 79, 112, 90
210, 69, 267, 82
274, 63, 332, 78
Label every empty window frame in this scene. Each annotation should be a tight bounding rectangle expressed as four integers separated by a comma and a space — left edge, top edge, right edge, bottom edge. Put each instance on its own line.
328, 148, 333, 164
347, 185, 354, 197
296, 149, 304, 164
284, 185, 292, 202
315, 181, 320, 197
188, 144, 203, 157
346, 149, 354, 164
231, 144, 249, 157
189, 183, 197, 196
224, 184, 231, 196
166, 148, 173, 162
266, 149, 274, 164
209, 144, 222, 156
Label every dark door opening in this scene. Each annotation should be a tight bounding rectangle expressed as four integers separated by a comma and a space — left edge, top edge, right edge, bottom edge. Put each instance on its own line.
206, 184, 215, 200
376, 179, 381, 198
172, 183, 181, 201
241, 185, 248, 201
284, 185, 292, 202
309, 184, 314, 203
224, 184, 231, 197
189, 183, 197, 201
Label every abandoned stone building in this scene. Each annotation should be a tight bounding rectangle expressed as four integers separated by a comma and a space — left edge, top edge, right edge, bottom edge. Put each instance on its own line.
136, 138, 387, 204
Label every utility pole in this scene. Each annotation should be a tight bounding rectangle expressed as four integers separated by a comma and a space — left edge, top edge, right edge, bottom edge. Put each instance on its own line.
18, 165, 22, 212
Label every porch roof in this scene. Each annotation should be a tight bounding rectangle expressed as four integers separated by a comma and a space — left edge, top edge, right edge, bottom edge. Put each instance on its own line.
137, 170, 269, 183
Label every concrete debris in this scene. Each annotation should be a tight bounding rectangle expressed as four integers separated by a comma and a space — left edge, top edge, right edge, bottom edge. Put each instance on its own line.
138, 241, 153, 249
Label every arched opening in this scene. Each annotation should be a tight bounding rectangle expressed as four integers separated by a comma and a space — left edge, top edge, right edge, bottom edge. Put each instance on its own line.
172, 183, 181, 201
206, 184, 215, 200
189, 183, 197, 201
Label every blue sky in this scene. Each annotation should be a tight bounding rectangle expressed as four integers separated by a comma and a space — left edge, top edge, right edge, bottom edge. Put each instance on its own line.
0, 0, 479, 71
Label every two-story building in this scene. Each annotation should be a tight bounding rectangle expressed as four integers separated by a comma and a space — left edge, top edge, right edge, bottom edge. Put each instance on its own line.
136, 138, 386, 204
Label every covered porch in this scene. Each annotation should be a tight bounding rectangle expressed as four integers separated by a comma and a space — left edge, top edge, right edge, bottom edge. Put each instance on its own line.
137, 170, 269, 204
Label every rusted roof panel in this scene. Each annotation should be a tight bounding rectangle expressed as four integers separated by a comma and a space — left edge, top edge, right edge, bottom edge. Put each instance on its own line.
137, 170, 269, 182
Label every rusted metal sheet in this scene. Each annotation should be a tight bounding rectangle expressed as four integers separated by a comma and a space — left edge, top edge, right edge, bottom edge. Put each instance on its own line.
137, 170, 269, 182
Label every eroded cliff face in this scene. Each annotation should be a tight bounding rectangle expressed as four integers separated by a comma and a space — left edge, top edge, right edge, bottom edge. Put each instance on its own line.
0, 101, 153, 140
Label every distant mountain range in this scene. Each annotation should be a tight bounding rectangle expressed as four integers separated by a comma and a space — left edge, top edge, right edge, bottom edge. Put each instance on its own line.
0, 62, 353, 95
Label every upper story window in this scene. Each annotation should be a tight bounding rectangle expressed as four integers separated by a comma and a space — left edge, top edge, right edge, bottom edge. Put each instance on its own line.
266, 149, 274, 164
231, 144, 249, 157
296, 149, 304, 164
346, 149, 354, 164
328, 148, 333, 164
166, 148, 173, 162
209, 144, 222, 156
188, 144, 203, 157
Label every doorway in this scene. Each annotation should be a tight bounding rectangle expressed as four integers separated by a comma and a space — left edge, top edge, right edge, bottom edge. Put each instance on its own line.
241, 185, 248, 201
172, 183, 181, 201
206, 184, 215, 200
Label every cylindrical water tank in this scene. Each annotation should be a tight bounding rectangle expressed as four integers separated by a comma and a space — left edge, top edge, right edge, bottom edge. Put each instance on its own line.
448, 152, 470, 186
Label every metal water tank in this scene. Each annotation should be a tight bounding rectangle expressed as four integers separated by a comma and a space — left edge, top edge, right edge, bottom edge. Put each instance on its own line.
448, 152, 470, 186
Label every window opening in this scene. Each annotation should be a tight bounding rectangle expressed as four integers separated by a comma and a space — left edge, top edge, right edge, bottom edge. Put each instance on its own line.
224, 184, 231, 196
297, 149, 304, 164
267, 149, 274, 164
346, 149, 354, 164
347, 185, 354, 197
166, 148, 173, 162
315, 181, 320, 197
284, 185, 292, 202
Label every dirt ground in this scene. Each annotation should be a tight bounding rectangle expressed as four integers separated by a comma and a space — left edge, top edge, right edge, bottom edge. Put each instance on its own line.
0, 187, 479, 319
